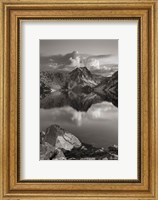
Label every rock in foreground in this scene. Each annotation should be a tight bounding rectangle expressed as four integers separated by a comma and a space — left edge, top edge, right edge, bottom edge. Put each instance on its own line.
44, 124, 81, 150
40, 124, 118, 160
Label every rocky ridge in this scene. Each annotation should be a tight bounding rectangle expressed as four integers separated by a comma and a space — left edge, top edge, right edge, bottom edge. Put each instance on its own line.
40, 124, 118, 160
40, 67, 118, 108
40, 67, 117, 94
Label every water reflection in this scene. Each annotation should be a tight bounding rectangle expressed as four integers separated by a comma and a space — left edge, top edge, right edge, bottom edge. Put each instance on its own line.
40, 90, 118, 110
40, 91, 118, 148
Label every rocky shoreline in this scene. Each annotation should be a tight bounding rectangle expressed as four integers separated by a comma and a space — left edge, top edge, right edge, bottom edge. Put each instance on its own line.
40, 124, 118, 160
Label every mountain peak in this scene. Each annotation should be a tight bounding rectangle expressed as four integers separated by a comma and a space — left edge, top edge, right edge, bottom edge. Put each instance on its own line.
69, 67, 92, 79
67, 67, 97, 90
46, 124, 65, 136
70, 66, 90, 72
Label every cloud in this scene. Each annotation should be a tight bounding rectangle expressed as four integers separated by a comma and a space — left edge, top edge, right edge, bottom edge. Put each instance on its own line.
88, 54, 111, 59
40, 51, 118, 75
69, 56, 81, 67
41, 52, 73, 67
86, 58, 100, 70
43, 101, 117, 127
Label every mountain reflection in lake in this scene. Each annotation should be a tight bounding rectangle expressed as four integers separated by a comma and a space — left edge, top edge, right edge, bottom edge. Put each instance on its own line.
40, 91, 118, 149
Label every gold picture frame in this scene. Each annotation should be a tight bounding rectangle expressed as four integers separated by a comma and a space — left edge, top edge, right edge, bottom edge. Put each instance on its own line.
0, 0, 158, 199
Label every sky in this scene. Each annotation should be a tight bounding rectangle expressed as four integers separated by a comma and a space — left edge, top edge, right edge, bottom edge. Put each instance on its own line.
40, 40, 118, 75
40, 40, 118, 57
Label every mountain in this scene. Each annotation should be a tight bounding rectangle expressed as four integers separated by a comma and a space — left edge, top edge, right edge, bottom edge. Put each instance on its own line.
40, 81, 52, 99
40, 70, 118, 109
104, 71, 118, 93
95, 71, 117, 91
94, 71, 118, 107
67, 67, 97, 91
40, 68, 118, 107
40, 67, 104, 94
40, 70, 69, 91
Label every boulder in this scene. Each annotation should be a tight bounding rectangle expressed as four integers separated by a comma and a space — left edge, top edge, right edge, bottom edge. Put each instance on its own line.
102, 157, 108, 160
56, 132, 81, 151
81, 145, 87, 151
40, 142, 55, 160
108, 145, 118, 152
44, 124, 81, 151
108, 154, 118, 160
40, 131, 45, 144
53, 149, 66, 160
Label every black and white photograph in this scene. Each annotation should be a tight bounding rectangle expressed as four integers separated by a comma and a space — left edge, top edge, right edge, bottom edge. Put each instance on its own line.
40, 40, 118, 160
